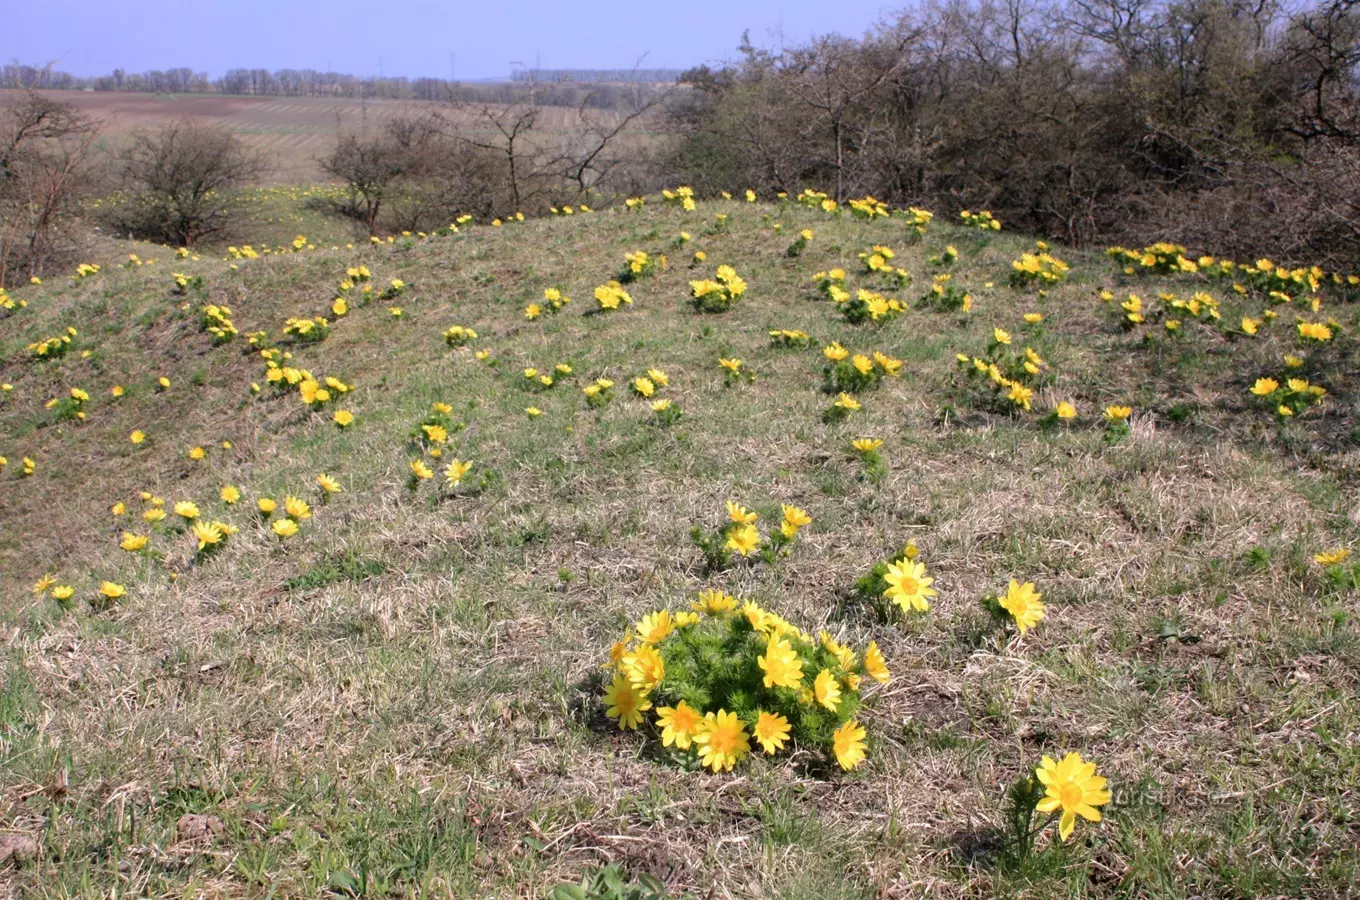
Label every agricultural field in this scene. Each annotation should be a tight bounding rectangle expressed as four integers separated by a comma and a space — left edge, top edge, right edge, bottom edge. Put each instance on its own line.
1, 192, 1359, 897
1, 90, 633, 184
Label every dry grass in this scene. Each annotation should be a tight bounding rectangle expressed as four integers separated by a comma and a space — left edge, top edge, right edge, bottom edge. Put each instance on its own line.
1, 199, 1358, 898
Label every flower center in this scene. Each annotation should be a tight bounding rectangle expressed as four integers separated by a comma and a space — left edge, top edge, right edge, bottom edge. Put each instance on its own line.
1058, 782, 1083, 808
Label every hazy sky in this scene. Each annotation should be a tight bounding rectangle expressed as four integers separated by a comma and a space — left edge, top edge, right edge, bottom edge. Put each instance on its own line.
7, 1, 900, 81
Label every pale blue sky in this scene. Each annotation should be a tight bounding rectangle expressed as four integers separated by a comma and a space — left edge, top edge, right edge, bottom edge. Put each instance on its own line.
7, 1, 901, 81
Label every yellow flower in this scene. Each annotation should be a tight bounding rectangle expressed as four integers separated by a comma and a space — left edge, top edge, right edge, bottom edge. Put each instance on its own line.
718, 357, 742, 372
272, 518, 299, 538
1055, 402, 1077, 420
758, 636, 804, 689
444, 459, 472, 487
833, 393, 860, 410
284, 496, 311, 520
188, 446, 206, 461
632, 377, 655, 397
852, 438, 883, 452
1241, 317, 1260, 335
863, 640, 890, 684
1104, 405, 1132, 421
1035, 752, 1111, 841
623, 644, 665, 691
99, 581, 127, 600
174, 500, 200, 520
525, 407, 542, 417
656, 701, 702, 749
317, 473, 342, 494
833, 719, 868, 770
111, 502, 126, 516
158, 377, 171, 390
120, 532, 148, 552
422, 423, 448, 444
333, 410, 354, 428
753, 711, 792, 754
257, 497, 278, 515
725, 523, 761, 556
781, 504, 811, 529
726, 500, 758, 524
693, 710, 750, 772
692, 589, 737, 615
603, 673, 651, 730
635, 610, 675, 644
32, 574, 57, 594
813, 669, 842, 711
993, 327, 1012, 345
220, 484, 241, 504
143, 507, 166, 522
883, 559, 936, 612
193, 520, 224, 551
129, 430, 146, 444
51, 585, 74, 601
999, 580, 1045, 633
823, 342, 849, 362
1250, 377, 1280, 396
1313, 547, 1351, 566
1284, 355, 1304, 369
1297, 321, 1333, 341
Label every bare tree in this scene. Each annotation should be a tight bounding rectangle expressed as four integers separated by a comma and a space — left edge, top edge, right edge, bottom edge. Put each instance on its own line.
450, 93, 544, 212
548, 64, 676, 197
115, 121, 267, 245
320, 130, 413, 234
784, 29, 919, 202
0, 92, 101, 285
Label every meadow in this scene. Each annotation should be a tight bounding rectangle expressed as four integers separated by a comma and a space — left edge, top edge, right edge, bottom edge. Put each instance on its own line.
0, 192, 1358, 898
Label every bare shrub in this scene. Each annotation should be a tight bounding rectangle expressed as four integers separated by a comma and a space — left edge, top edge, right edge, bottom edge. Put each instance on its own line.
112, 121, 267, 246
0, 92, 101, 285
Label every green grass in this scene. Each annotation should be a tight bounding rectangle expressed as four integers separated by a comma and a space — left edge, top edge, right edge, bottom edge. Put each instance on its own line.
0, 197, 1358, 896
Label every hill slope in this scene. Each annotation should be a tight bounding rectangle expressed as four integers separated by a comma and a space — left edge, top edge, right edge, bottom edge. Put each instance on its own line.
1, 200, 1359, 896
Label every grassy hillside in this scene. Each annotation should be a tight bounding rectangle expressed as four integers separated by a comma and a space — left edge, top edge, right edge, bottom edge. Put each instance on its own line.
1, 197, 1358, 897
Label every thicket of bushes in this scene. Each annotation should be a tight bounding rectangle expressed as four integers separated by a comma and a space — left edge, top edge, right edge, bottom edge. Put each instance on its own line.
663, 0, 1360, 267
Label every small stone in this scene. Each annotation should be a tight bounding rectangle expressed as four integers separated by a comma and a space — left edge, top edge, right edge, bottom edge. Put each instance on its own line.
0, 833, 39, 867
176, 814, 223, 842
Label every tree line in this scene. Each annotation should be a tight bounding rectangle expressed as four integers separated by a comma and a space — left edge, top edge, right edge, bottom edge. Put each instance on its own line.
0, 63, 670, 109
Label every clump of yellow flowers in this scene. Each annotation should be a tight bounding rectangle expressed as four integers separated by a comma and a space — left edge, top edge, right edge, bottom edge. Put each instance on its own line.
443, 325, 479, 348
960, 209, 1002, 231
954, 329, 1051, 414
601, 593, 888, 773
593, 282, 633, 312
525, 287, 571, 320
1010, 245, 1070, 288
691, 500, 811, 571
619, 250, 665, 284
689, 265, 747, 313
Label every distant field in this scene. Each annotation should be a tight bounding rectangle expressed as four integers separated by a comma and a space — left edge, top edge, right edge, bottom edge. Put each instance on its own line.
2, 90, 631, 184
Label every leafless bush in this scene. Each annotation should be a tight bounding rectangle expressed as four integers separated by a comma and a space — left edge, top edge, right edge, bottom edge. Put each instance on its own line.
0, 92, 101, 286
663, 0, 1360, 265
110, 121, 267, 246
